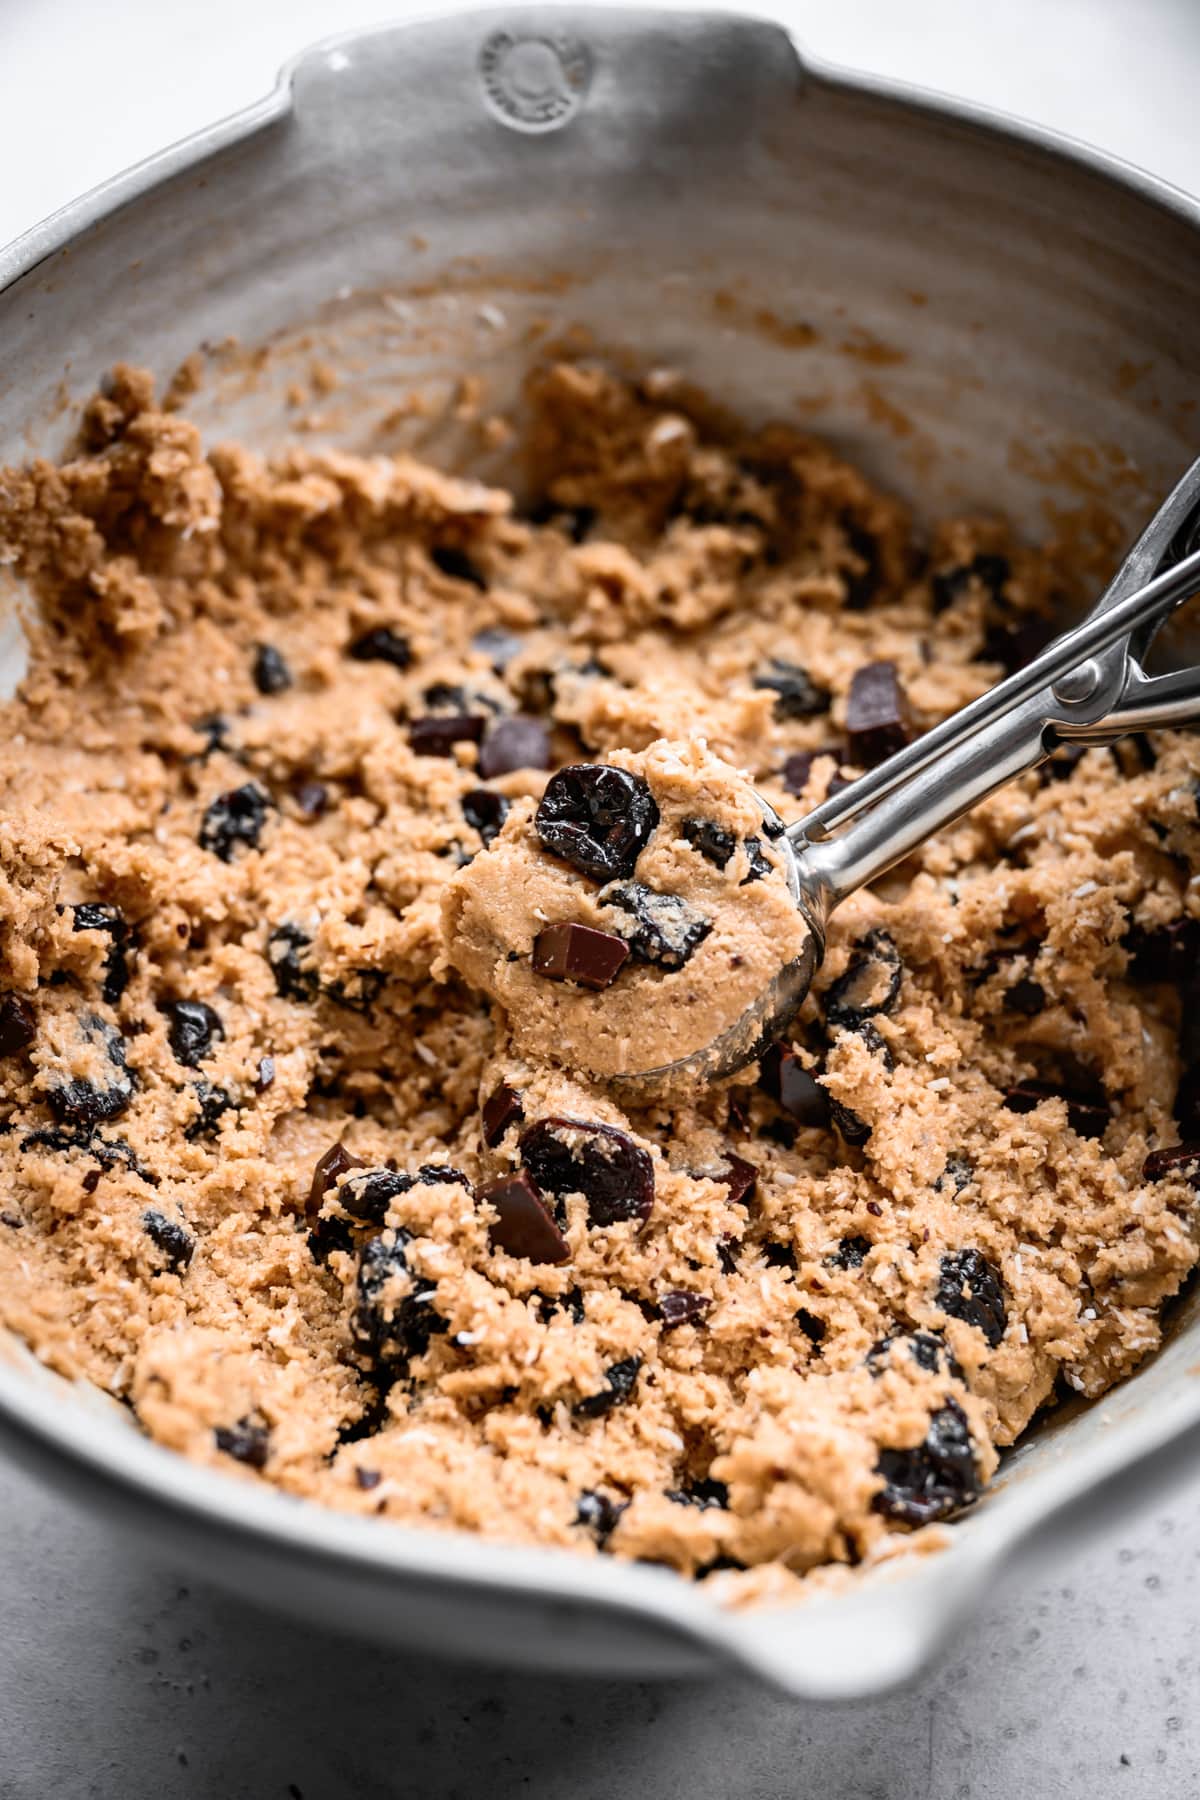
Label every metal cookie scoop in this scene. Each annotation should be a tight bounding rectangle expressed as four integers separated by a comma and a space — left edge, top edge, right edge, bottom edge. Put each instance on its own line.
616, 457, 1200, 1103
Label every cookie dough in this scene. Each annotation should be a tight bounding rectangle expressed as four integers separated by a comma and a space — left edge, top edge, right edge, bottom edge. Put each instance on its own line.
442, 737, 812, 1081
0, 358, 1196, 1605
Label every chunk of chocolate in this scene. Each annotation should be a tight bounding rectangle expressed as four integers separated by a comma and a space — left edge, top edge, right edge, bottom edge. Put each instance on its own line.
574, 1356, 641, 1418
657, 1291, 712, 1330
266, 924, 319, 1003
1143, 1143, 1200, 1184
295, 780, 329, 818
479, 1172, 571, 1264
795, 1308, 827, 1346
255, 1056, 276, 1092
162, 998, 224, 1068
781, 747, 845, 800
142, 1208, 195, 1274
214, 1413, 270, 1471
520, 1117, 654, 1227
716, 1152, 758, 1208
752, 659, 831, 721
0, 995, 36, 1058
185, 1080, 237, 1141
930, 552, 1010, 613
873, 1398, 981, 1525
845, 662, 912, 768
936, 1248, 1007, 1347
337, 1163, 469, 1227
824, 930, 902, 1028
48, 1014, 134, 1127
478, 717, 551, 779
199, 783, 273, 862
867, 1329, 961, 1379
430, 545, 488, 589
598, 882, 711, 970
829, 1097, 872, 1145
666, 1478, 729, 1511
482, 1082, 525, 1147
532, 922, 630, 990
471, 625, 525, 672
461, 787, 510, 846
71, 903, 131, 1004
308, 1141, 367, 1221
575, 1489, 625, 1544
827, 1234, 871, 1270
347, 626, 412, 669
681, 816, 736, 869
758, 1044, 830, 1128
353, 1228, 445, 1364
408, 715, 488, 757
252, 643, 292, 695
1003, 1077, 1109, 1140
739, 837, 772, 886
535, 764, 659, 882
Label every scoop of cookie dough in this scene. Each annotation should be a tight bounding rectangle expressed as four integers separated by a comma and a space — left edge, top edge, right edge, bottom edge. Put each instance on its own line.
442, 737, 812, 1082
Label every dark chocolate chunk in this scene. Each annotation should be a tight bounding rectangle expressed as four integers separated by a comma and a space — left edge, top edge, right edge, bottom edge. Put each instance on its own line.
574, 1356, 641, 1419
266, 925, 319, 1003
48, 1013, 134, 1127
162, 998, 224, 1067
1003, 1077, 1109, 1140
1003, 976, 1046, 1017
535, 764, 659, 883
752, 659, 831, 722
185, 1081, 237, 1141
984, 610, 1055, 675
430, 545, 488, 589
935, 1153, 975, 1195
681, 816, 736, 870
477, 717, 551, 779
347, 626, 412, 669
758, 1045, 830, 1128
739, 837, 772, 886
666, 1478, 729, 1511
214, 1413, 270, 1471
930, 552, 1010, 613
762, 1240, 796, 1269
843, 1019, 895, 1071
461, 787, 510, 845
295, 780, 329, 819
827, 1235, 871, 1270
252, 643, 292, 695
532, 922, 630, 990
308, 1141, 367, 1221
337, 1163, 469, 1227
520, 1117, 654, 1227
408, 715, 488, 757
873, 1398, 981, 1525
867, 1330, 961, 1379
0, 995, 36, 1057
471, 625, 525, 672
657, 1292, 712, 1330
325, 969, 387, 1016
353, 1228, 445, 1365
781, 746, 845, 800
1174, 1064, 1200, 1139
829, 1096, 871, 1145
355, 1466, 383, 1491
22, 1127, 151, 1189
845, 662, 912, 768
1143, 1143, 1200, 1184
199, 782, 272, 861
598, 882, 711, 970
795, 1308, 827, 1346
936, 1248, 1007, 1347
480, 1172, 571, 1264
575, 1489, 625, 1544
192, 713, 231, 758
482, 1082, 525, 1147
142, 1208, 195, 1274
255, 1056, 276, 1092
71, 903, 131, 1004
717, 1235, 741, 1274
716, 1153, 758, 1208
824, 929, 902, 1028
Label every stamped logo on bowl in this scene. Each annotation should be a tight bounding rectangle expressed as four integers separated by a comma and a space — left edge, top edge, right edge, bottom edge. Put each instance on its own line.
479, 31, 590, 132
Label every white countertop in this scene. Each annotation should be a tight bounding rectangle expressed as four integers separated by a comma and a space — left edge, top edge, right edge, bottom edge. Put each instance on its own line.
2, 3, 1199, 1795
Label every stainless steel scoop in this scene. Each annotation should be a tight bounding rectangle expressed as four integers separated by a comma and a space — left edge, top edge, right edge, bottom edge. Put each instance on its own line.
616, 456, 1200, 1102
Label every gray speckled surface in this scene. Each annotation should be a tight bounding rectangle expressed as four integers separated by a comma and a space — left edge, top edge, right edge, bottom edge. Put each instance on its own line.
3, 2, 1200, 1794
0, 1453, 1197, 1797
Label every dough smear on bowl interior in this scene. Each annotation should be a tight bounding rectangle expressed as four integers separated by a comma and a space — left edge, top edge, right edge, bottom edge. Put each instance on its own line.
440, 736, 811, 1080
0, 358, 1196, 1606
